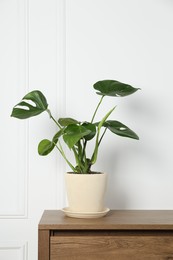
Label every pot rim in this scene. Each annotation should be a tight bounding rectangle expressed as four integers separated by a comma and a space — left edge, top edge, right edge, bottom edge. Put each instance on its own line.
66, 171, 105, 175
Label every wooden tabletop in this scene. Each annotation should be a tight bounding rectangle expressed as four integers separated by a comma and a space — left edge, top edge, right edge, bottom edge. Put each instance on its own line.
39, 210, 173, 230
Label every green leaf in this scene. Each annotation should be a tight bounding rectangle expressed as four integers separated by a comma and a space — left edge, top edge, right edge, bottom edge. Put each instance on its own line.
38, 129, 64, 156
38, 139, 55, 156
52, 129, 64, 144
104, 120, 139, 140
58, 117, 80, 126
97, 107, 116, 132
93, 80, 140, 97
11, 90, 48, 119
82, 122, 96, 141
63, 124, 91, 149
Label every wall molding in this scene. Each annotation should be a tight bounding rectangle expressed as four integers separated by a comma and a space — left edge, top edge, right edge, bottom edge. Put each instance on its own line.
0, 242, 28, 260
55, 0, 67, 209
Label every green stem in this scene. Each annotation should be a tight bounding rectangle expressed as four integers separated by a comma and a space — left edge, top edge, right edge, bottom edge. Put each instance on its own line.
56, 141, 76, 172
82, 139, 87, 168
51, 115, 62, 129
77, 140, 83, 161
91, 106, 115, 165
91, 95, 104, 123
81, 139, 87, 162
72, 147, 81, 168
47, 109, 62, 129
98, 128, 107, 146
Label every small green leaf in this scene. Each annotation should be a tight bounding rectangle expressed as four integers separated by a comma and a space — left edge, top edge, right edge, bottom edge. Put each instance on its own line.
11, 90, 48, 119
58, 117, 80, 126
38, 139, 55, 156
94, 80, 140, 97
104, 120, 139, 140
82, 122, 96, 140
63, 124, 91, 149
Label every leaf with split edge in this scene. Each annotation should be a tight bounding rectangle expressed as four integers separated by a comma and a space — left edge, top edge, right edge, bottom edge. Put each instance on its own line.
82, 122, 96, 141
11, 101, 43, 119
58, 117, 80, 126
38, 139, 55, 156
104, 120, 139, 140
63, 124, 92, 149
11, 90, 48, 119
94, 80, 140, 97
23, 90, 48, 109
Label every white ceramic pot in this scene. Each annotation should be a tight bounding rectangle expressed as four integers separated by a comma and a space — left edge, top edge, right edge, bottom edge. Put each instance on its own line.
65, 172, 107, 213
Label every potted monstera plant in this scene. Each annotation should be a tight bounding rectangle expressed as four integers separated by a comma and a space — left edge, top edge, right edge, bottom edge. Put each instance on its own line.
11, 80, 140, 218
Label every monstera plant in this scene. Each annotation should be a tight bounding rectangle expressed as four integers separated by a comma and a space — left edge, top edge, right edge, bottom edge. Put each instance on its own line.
11, 80, 140, 174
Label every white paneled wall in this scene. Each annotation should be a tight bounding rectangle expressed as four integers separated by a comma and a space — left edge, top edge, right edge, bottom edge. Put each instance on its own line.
0, 242, 27, 260
0, 0, 173, 259
0, 0, 28, 218
65, 0, 173, 210
0, 0, 64, 259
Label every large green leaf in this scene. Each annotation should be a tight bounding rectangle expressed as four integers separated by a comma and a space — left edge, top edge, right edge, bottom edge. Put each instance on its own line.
11, 90, 48, 119
38, 139, 55, 156
82, 122, 96, 141
63, 124, 91, 149
93, 80, 140, 97
104, 120, 139, 140
58, 117, 79, 126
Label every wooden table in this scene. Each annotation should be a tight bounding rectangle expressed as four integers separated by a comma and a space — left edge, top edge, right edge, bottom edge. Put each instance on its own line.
38, 210, 173, 260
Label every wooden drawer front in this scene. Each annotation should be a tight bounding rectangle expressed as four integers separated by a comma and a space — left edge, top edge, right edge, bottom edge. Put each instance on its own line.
50, 233, 173, 260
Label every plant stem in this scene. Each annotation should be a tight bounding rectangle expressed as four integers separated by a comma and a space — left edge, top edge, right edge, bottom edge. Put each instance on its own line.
47, 109, 62, 129
82, 139, 88, 170
77, 140, 83, 161
91, 106, 115, 165
82, 139, 87, 162
98, 128, 107, 146
72, 146, 82, 170
51, 115, 62, 129
91, 95, 104, 123
56, 141, 76, 172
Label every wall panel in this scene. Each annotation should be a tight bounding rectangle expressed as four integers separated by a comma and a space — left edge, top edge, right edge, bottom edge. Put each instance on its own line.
65, 0, 173, 209
0, 242, 27, 260
0, 0, 28, 217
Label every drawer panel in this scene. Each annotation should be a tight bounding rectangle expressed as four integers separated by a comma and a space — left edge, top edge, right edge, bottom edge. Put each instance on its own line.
50, 233, 173, 260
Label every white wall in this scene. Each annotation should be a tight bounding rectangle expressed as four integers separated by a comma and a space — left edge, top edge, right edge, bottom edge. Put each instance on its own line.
0, 0, 173, 259
65, 0, 173, 209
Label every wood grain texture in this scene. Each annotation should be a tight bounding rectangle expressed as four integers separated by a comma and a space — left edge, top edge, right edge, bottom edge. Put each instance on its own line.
39, 210, 173, 230
50, 234, 173, 260
38, 210, 173, 260
38, 230, 50, 260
